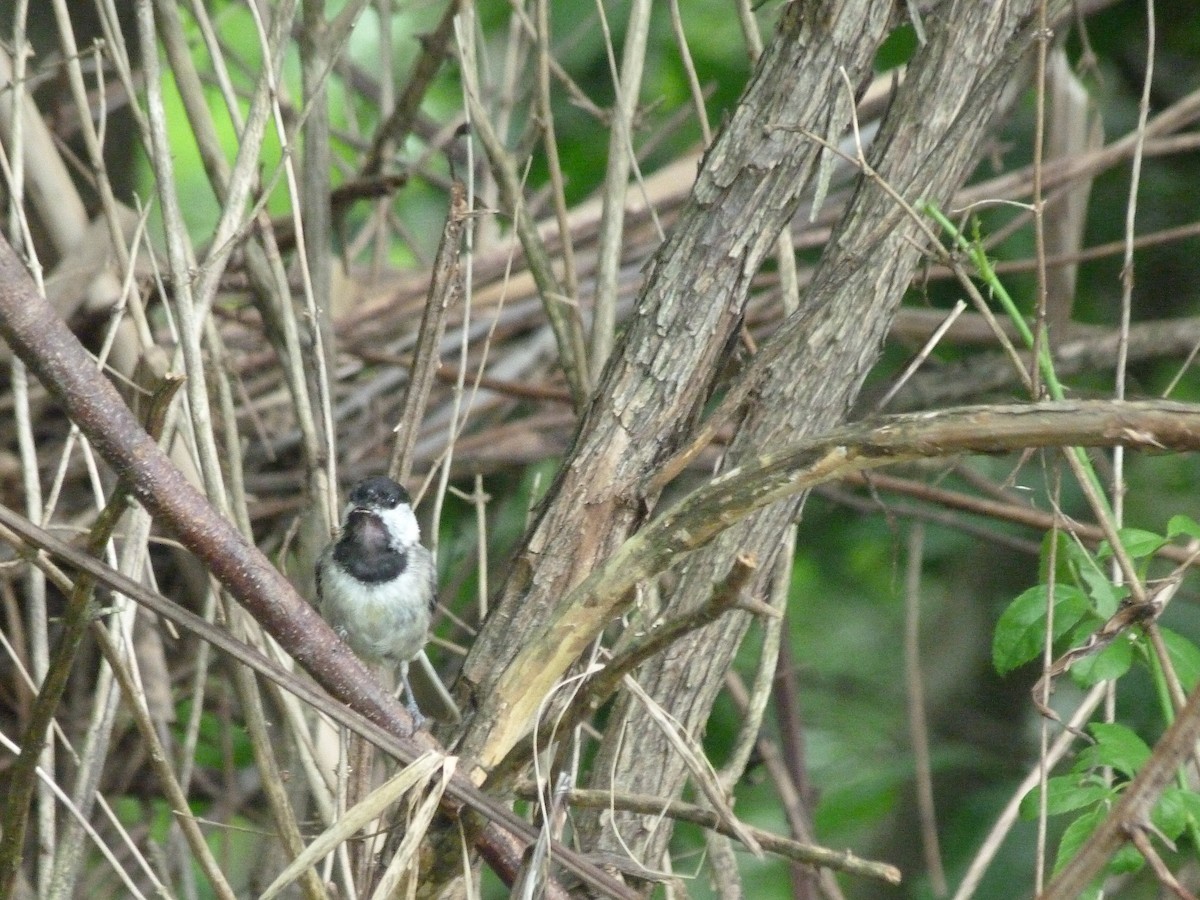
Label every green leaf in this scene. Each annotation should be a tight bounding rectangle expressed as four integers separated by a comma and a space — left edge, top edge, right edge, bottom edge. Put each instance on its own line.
1053, 805, 1106, 875
1060, 538, 1127, 616
1019, 775, 1112, 819
1072, 561, 1125, 619
1078, 722, 1151, 778
1161, 627, 1200, 692
1096, 527, 1167, 562
1167, 514, 1200, 539
1170, 790, 1200, 837
1070, 633, 1134, 687
1153, 787, 1197, 841
1109, 843, 1145, 875
874, 23, 917, 71
1044, 531, 1076, 584
1053, 807, 1143, 877
993, 585, 1090, 675
1119, 527, 1168, 559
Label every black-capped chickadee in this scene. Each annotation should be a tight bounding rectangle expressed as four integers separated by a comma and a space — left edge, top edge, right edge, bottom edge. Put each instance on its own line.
316, 475, 435, 724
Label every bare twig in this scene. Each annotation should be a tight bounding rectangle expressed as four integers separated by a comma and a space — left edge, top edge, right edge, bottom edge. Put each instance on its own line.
587, 0, 652, 380
0, 372, 182, 896
952, 682, 1107, 899
1127, 824, 1198, 900
840, 470, 1200, 569
457, 24, 590, 409
573, 553, 762, 727
0, 495, 637, 899
534, 0, 578, 309
718, 535, 792, 795
904, 524, 945, 895
362, 0, 461, 176
1039, 672, 1200, 896
514, 784, 902, 885
389, 181, 467, 483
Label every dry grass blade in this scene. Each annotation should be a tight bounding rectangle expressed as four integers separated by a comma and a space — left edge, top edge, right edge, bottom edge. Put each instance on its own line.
259, 751, 446, 899
621, 677, 763, 858
368, 756, 458, 900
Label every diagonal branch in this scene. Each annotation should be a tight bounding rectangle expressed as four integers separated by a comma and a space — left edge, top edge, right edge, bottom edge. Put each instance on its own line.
361, 0, 461, 177
1040, 675, 1200, 900
389, 180, 467, 484
514, 784, 903, 885
0, 233, 636, 900
0, 374, 183, 896
483, 400, 1200, 769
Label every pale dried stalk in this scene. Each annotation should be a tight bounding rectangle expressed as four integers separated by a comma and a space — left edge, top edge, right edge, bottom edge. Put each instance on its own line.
1, 24, 55, 887
517, 784, 901, 885
534, 0, 578, 306
457, 20, 590, 409
587, 0, 652, 380
952, 683, 1107, 899
904, 524, 946, 895
0, 728, 157, 899
136, 0, 227, 505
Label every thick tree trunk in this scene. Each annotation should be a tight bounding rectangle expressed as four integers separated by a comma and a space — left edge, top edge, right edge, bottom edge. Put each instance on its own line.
431, 0, 1074, 891
453, 0, 900, 773
579, 0, 1059, 871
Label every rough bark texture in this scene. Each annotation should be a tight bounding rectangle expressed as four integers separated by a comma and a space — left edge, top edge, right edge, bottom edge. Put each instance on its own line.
580, 0, 1058, 869
454, 0, 899, 774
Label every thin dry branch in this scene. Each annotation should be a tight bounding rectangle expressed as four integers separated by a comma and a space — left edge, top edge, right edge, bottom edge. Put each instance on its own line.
567, 553, 763, 726
388, 180, 467, 484
0, 498, 637, 900
514, 784, 903, 886
458, 29, 590, 409
0, 373, 181, 894
568, 37, 1084, 859
5, 0, 1200, 896
179, 76, 1200, 497
361, 0, 461, 177
841, 470, 1200, 569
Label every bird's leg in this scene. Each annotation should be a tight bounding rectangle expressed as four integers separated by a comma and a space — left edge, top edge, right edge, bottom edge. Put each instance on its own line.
398, 661, 426, 731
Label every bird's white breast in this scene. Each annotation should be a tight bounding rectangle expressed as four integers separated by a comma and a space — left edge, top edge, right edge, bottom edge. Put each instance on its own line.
316, 541, 434, 665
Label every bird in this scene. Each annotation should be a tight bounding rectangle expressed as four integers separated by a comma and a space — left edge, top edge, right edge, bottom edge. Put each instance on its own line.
315, 475, 436, 725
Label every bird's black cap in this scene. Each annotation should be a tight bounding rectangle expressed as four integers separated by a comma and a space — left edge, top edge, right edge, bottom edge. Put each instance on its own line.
347, 475, 411, 510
